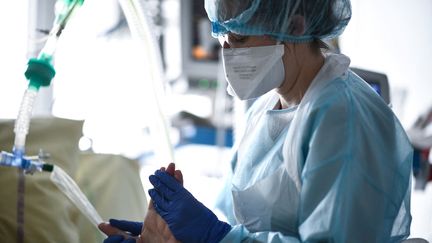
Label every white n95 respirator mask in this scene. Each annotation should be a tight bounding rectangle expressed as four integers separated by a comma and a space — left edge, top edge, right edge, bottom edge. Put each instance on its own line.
222, 44, 285, 100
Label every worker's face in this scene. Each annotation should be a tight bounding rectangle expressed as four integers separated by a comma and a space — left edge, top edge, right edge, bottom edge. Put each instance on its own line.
218, 33, 278, 49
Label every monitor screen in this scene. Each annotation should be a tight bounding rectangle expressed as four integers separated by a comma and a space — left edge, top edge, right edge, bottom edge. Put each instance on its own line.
367, 81, 381, 95
351, 68, 390, 104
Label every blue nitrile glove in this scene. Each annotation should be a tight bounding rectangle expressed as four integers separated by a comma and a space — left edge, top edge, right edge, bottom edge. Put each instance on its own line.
103, 219, 142, 243
148, 170, 231, 243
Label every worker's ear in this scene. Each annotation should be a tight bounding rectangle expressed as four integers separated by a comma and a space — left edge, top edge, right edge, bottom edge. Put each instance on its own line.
291, 15, 305, 36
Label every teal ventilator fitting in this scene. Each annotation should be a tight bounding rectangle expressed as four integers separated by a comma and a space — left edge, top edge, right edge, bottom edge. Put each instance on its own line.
25, 58, 56, 90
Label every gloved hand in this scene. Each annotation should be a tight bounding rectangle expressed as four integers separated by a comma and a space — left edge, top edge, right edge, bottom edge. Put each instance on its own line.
100, 164, 181, 243
99, 219, 142, 243
149, 170, 231, 243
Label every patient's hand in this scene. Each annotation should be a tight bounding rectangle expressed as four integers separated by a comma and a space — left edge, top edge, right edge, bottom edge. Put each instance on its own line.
99, 163, 183, 243
141, 163, 182, 243
140, 200, 178, 242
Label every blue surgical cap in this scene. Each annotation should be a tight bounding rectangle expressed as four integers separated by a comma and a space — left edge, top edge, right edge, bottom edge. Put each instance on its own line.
205, 0, 352, 42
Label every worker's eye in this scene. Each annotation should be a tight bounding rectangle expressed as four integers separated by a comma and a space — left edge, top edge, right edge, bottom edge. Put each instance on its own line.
229, 34, 249, 44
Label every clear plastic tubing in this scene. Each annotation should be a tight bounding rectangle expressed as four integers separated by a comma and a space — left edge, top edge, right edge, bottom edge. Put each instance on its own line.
50, 165, 103, 227
119, 0, 174, 162
13, 88, 39, 154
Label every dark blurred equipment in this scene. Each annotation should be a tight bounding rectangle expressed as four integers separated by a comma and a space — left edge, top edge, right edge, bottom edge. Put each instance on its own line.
181, 0, 220, 81
351, 68, 390, 105
171, 111, 233, 147
408, 106, 432, 190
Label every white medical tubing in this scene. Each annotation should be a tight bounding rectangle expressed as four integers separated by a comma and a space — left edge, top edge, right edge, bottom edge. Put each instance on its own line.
38, 34, 59, 60
119, 0, 175, 163
50, 165, 103, 227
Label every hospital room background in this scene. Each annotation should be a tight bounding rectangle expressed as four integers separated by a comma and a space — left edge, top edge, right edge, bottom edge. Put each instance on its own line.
0, 0, 431, 242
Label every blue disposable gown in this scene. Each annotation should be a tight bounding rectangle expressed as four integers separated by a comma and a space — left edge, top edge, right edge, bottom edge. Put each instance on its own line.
217, 54, 413, 242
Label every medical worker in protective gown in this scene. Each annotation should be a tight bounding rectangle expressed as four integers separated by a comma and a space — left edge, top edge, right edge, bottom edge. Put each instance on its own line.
101, 0, 413, 242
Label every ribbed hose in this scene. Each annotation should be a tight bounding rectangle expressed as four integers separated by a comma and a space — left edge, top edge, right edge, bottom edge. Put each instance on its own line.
14, 88, 38, 152
119, 0, 174, 163
50, 165, 103, 227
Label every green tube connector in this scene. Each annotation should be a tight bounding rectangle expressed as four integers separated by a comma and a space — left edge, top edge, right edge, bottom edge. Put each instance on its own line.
24, 58, 56, 91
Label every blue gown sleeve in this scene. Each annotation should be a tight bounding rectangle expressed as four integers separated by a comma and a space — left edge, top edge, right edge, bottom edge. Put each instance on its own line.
297, 87, 412, 242
214, 152, 238, 225
221, 225, 302, 243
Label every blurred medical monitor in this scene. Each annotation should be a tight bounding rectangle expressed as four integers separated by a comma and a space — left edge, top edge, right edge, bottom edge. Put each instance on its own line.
351, 67, 390, 104
181, 0, 220, 81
